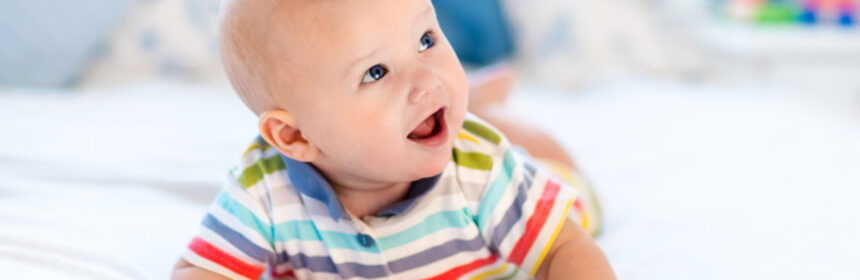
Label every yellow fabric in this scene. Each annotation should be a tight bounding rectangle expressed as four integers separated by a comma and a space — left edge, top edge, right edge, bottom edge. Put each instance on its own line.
457, 131, 482, 145
538, 159, 603, 237
469, 263, 510, 280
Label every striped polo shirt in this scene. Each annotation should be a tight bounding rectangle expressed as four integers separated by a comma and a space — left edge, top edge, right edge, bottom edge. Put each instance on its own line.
182, 113, 577, 280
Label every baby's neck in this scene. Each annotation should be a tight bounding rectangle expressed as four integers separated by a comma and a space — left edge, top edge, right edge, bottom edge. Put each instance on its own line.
330, 180, 412, 218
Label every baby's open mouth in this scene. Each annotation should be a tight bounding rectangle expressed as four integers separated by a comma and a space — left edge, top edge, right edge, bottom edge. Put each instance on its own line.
408, 108, 446, 141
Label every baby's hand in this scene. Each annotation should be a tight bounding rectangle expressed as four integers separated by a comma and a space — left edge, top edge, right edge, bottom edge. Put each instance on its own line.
171, 259, 231, 280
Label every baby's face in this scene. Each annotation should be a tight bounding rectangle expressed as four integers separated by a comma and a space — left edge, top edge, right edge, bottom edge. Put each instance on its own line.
272, 0, 468, 184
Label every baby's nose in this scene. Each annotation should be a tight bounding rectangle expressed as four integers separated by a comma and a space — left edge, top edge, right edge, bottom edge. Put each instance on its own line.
408, 66, 441, 104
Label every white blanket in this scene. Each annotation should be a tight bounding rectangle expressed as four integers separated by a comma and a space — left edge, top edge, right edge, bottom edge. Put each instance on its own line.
1, 78, 858, 279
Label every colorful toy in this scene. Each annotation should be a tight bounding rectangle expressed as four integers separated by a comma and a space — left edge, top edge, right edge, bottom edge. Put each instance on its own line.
838, 0, 857, 26
799, 0, 819, 24
722, 0, 858, 27
758, 0, 799, 23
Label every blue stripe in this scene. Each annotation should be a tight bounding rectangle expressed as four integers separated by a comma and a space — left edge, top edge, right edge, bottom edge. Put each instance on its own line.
388, 233, 487, 273
274, 251, 390, 278
215, 191, 274, 242
523, 160, 538, 178
271, 220, 321, 242
271, 221, 381, 254
377, 208, 472, 250
281, 155, 348, 220
490, 162, 537, 249
216, 190, 379, 256
475, 150, 516, 229
333, 261, 390, 279
274, 251, 336, 274
202, 214, 272, 263
377, 175, 441, 217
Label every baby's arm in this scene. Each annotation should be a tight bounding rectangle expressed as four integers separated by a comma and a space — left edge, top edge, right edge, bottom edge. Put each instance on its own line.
535, 219, 615, 280
171, 259, 231, 280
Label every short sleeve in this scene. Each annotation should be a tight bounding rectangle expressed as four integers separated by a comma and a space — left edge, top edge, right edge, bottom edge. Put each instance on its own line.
460, 117, 577, 277
181, 172, 278, 280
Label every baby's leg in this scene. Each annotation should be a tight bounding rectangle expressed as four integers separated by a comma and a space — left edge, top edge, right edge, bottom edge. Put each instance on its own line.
468, 66, 601, 236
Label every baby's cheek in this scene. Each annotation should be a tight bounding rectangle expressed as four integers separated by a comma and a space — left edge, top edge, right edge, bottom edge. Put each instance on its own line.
447, 66, 469, 100
452, 83, 469, 115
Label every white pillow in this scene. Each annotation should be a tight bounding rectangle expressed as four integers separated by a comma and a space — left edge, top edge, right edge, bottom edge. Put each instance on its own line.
502, 0, 673, 88
0, 0, 133, 88
81, 0, 224, 87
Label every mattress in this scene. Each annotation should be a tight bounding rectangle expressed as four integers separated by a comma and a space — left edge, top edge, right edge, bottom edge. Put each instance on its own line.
1, 78, 858, 279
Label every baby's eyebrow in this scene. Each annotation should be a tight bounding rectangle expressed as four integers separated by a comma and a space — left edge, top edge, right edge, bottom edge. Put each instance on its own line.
342, 5, 434, 81
344, 47, 381, 79
416, 6, 435, 26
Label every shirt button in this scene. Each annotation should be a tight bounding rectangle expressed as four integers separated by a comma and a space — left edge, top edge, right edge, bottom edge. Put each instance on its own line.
356, 233, 374, 248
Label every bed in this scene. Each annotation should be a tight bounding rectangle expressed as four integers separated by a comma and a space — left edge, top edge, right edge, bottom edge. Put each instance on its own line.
2, 75, 858, 279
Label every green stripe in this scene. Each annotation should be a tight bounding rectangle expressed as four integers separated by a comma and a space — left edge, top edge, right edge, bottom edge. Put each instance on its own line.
216, 192, 274, 242
237, 166, 263, 189
237, 155, 286, 189
501, 267, 521, 280
452, 148, 494, 171
586, 181, 604, 238
242, 136, 272, 156
463, 120, 501, 145
475, 150, 516, 229
272, 221, 382, 254
377, 208, 471, 250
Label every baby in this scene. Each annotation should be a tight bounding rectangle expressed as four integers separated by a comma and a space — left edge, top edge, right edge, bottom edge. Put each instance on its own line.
172, 0, 614, 279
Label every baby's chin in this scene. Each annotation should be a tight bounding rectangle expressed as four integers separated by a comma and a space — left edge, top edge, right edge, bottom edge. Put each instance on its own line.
409, 150, 452, 179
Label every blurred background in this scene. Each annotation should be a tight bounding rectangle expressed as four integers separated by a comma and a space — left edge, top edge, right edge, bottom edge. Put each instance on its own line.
1, 0, 859, 279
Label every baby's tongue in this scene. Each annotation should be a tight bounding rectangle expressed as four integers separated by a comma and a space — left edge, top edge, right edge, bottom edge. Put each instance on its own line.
409, 115, 436, 138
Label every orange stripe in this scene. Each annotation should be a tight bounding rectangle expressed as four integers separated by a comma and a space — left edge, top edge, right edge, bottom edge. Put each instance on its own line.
507, 179, 561, 265
423, 254, 499, 280
189, 237, 265, 280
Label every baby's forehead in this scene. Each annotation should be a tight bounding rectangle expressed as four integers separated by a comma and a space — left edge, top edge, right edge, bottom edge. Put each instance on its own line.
230, 0, 434, 82
265, 4, 379, 65
275, 1, 432, 55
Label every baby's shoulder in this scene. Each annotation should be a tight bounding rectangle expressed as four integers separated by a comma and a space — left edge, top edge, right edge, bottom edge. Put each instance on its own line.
450, 113, 515, 202
230, 136, 284, 183
452, 113, 511, 169
226, 136, 300, 204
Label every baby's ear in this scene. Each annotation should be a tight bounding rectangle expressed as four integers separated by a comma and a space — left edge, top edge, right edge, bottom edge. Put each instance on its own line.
258, 110, 320, 162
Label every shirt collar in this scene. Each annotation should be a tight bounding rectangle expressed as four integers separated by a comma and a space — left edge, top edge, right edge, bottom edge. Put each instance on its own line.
280, 154, 440, 221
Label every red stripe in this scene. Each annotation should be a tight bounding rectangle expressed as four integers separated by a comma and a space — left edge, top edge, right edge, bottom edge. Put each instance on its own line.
423, 254, 499, 280
507, 179, 561, 265
574, 198, 584, 212
188, 237, 265, 280
271, 269, 296, 279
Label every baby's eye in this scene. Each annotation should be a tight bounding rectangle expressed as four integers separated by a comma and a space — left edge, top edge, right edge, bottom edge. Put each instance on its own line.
417, 31, 435, 52
361, 64, 388, 84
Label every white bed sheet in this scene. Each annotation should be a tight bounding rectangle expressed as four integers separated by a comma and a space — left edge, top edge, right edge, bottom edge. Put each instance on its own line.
0, 83, 257, 279
0, 78, 858, 279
